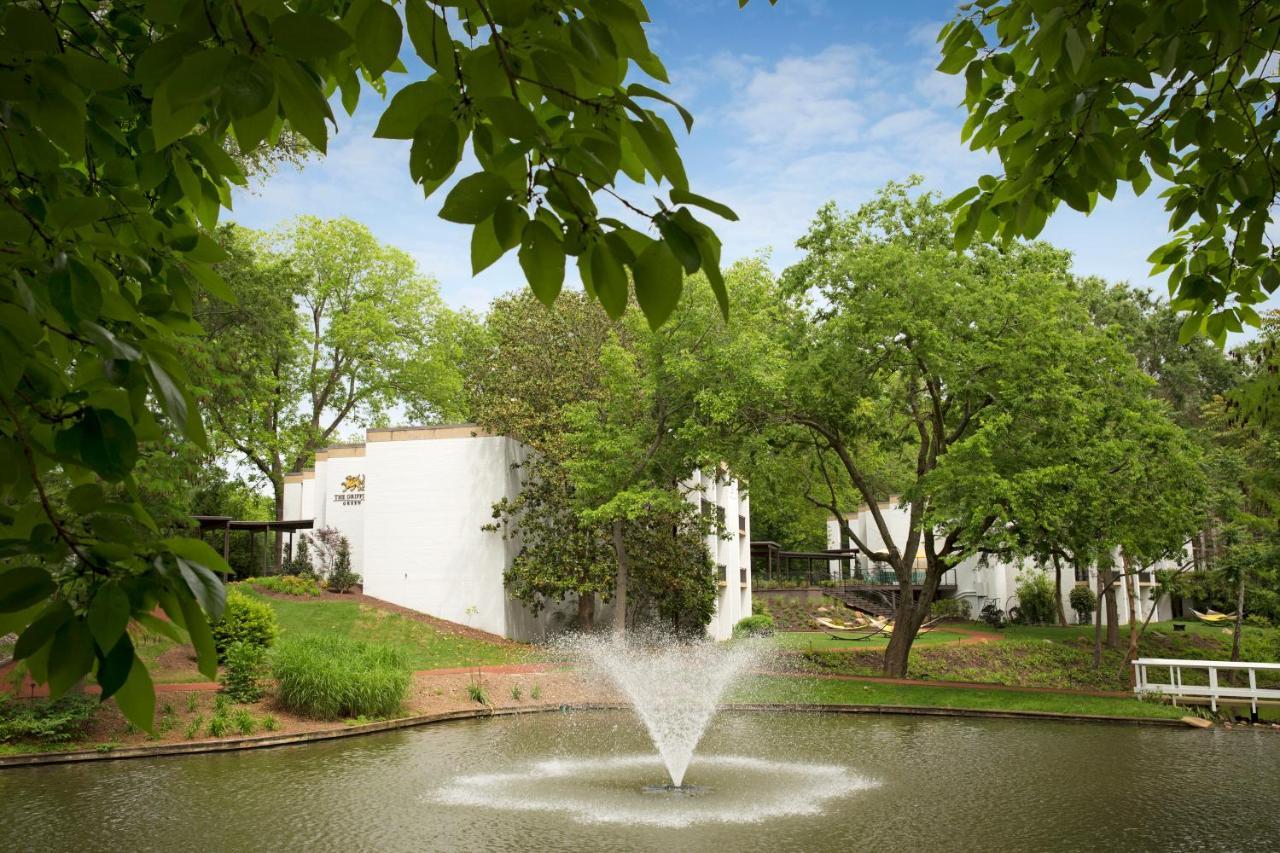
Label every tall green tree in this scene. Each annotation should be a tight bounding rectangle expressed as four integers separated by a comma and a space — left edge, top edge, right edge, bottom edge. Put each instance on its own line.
775, 182, 1177, 677
200, 218, 469, 529
940, 0, 1280, 346
0, 0, 711, 720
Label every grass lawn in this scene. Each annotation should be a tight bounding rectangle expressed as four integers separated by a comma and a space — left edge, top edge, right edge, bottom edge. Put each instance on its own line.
767, 630, 971, 652
254, 592, 532, 671
731, 674, 1190, 721
130, 590, 533, 682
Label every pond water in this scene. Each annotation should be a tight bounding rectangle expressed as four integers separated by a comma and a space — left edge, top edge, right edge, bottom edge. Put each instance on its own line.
2, 710, 1278, 852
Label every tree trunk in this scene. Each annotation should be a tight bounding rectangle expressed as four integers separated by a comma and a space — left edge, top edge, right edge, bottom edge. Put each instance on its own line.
1100, 563, 1120, 649
272, 483, 285, 575
1231, 570, 1245, 662
611, 519, 628, 636
882, 593, 916, 678
1123, 555, 1140, 688
577, 592, 595, 631
1093, 570, 1104, 668
1052, 554, 1068, 627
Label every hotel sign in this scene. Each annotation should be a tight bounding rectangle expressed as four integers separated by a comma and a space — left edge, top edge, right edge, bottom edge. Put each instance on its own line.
333, 474, 365, 506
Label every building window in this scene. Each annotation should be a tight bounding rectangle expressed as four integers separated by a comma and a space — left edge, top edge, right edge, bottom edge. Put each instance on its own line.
1074, 563, 1089, 583
701, 498, 714, 517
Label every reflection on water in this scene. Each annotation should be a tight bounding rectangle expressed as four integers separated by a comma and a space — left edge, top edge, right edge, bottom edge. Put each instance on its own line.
2, 710, 1278, 853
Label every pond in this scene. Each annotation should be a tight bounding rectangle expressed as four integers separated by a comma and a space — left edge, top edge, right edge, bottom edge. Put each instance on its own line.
2, 710, 1277, 852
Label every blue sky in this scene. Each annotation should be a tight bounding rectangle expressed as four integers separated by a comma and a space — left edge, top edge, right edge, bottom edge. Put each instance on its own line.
228, 0, 1175, 313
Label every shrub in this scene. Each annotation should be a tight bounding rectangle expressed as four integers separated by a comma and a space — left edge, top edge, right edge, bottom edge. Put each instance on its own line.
326, 539, 361, 594
185, 715, 203, 740
467, 679, 489, 705
232, 708, 256, 735
1015, 571, 1058, 625
733, 614, 774, 638
221, 641, 268, 703
245, 575, 323, 596
262, 713, 280, 732
930, 597, 971, 620
212, 587, 279, 659
0, 695, 97, 743
1070, 584, 1097, 623
272, 634, 410, 720
1244, 613, 1273, 629
751, 598, 768, 616
291, 536, 315, 578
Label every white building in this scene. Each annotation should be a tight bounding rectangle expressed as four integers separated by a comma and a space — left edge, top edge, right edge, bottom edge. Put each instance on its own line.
826, 501, 1182, 625
282, 425, 751, 641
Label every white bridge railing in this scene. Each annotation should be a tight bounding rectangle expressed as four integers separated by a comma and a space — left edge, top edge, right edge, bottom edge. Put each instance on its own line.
1133, 657, 1280, 715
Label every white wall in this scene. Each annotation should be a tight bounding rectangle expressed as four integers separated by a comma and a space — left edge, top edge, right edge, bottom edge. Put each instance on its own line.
282, 428, 750, 642
826, 507, 1183, 627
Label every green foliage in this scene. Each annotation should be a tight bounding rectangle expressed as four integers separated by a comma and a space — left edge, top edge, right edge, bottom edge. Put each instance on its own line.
751, 598, 768, 616
231, 708, 256, 736
0, 0, 708, 714
288, 537, 316, 579
1069, 584, 1098, 623
941, 1, 1279, 345
929, 598, 971, 620
325, 540, 361, 594
211, 588, 279, 660
1014, 573, 1058, 626
243, 575, 323, 597
733, 614, 774, 638
530, 684, 542, 701
510, 683, 523, 701
220, 640, 268, 704
184, 715, 204, 740
262, 713, 280, 733
272, 634, 410, 720
467, 679, 489, 705
0, 695, 97, 744
207, 712, 230, 738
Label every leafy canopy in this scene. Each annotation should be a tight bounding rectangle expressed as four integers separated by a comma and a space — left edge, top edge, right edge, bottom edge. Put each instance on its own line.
0, 0, 714, 725
940, 0, 1280, 347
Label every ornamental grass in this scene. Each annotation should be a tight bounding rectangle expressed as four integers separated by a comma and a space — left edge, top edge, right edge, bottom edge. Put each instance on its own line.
272, 634, 411, 720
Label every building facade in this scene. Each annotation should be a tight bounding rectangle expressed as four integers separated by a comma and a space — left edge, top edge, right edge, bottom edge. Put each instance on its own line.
282, 425, 751, 641
826, 502, 1184, 625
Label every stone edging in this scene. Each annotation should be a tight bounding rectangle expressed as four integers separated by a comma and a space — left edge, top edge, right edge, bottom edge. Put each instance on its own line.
0, 701, 1202, 769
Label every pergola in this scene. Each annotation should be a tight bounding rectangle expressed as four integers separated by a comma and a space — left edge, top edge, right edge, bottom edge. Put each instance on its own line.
192, 516, 314, 577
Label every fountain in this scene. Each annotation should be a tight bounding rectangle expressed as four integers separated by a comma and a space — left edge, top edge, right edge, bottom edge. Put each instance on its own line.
573, 632, 759, 787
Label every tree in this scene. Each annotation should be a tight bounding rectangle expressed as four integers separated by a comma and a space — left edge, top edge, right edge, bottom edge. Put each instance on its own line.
940, 1, 1280, 346
775, 182, 1170, 677
198, 217, 469, 562
0, 0, 711, 721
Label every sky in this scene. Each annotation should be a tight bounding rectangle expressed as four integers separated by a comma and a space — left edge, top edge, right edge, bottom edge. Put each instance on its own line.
227, 0, 1178, 314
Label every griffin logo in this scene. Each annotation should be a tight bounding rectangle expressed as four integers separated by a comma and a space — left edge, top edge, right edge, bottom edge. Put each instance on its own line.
341, 474, 365, 493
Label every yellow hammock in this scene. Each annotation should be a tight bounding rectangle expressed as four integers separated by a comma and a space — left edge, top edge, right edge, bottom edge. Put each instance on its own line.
1191, 608, 1239, 625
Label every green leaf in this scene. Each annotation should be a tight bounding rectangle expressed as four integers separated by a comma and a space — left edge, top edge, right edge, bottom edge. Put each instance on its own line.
632, 241, 683, 329
518, 220, 565, 305
374, 80, 450, 139
657, 215, 701, 274
178, 590, 218, 680
274, 58, 333, 154
135, 612, 185, 645
590, 243, 629, 318
471, 217, 505, 274
477, 97, 541, 144
88, 582, 131, 651
627, 83, 694, 132
439, 172, 514, 224
66, 483, 105, 515
96, 633, 135, 701
1064, 26, 1086, 73
151, 84, 203, 149
630, 118, 688, 190
273, 13, 353, 59
113, 653, 155, 732
669, 188, 738, 221
163, 537, 230, 618
77, 409, 139, 483
493, 201, 527, 250
409, 119, 461, 182
48, 619, 94, 699
405, 0, 456, 76
0, 565, 56, 613
356, 1, 403, 78
13, 600, 71, 660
